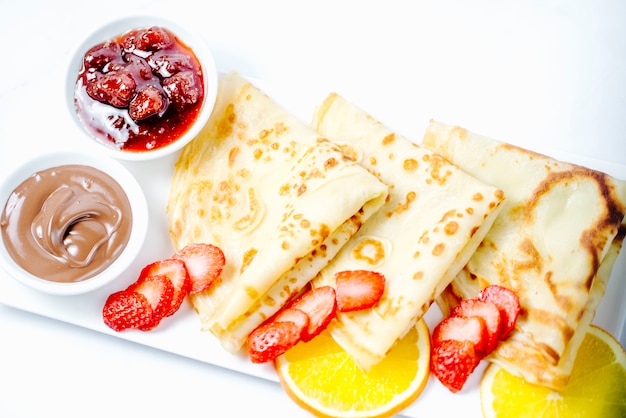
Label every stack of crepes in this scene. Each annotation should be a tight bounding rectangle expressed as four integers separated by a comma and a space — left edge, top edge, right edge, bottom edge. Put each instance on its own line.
167, 72, 389, 352
423, 121, 626, 389
167, 73, 508, 360
309, 95, 505, 370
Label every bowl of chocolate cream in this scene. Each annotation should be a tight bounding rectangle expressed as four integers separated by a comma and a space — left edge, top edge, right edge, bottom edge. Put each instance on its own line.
0, 152, 148, 295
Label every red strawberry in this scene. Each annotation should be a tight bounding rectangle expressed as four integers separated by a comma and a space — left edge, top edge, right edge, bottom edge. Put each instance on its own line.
431, 339, 479, 393
134, 26, 173, 51
128, 275, 174, 331
88, 70, 137, 108
288, 286, 337, 342
128, 84, 168, 121
173, 243, 225, 294
452, 298, 502, 353
432, 315, 489, 357
163, 71, 203, 106
477, 285, 521, 339
247, 320, 302, 363
102, 290, 153, 332
334, 270, 385, 312
139, 258, 190, 317
272, 308, 310, 338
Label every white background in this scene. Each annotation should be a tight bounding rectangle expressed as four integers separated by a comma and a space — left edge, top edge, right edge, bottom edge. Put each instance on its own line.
1, 1, 625, 417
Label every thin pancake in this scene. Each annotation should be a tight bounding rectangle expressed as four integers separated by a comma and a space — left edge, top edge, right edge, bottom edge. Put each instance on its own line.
310, 95, 505, 370
423, 120, 626, 388
167, 73, 388, 352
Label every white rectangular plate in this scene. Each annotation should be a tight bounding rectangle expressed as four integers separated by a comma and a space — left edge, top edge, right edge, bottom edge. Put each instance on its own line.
0, 69, 625, 418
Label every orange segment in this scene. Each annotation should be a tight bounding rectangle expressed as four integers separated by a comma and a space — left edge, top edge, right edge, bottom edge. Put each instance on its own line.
274, 319, 431, 418
480, 325, 626, 418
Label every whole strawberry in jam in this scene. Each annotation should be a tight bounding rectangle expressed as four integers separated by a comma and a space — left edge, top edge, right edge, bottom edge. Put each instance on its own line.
121, 26, 173, 53
83, 41, 122, 71
87, 71, 137, 108
163, 71, 203, 106
129, 84, 168, 120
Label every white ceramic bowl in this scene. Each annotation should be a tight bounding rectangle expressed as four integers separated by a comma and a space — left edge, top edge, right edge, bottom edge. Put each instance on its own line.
65, 15, 218, 161
0, 152, 149, 295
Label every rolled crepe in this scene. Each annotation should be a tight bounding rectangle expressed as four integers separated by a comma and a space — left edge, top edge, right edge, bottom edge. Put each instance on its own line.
423, 120, 626, 389
310, 95, 505, 370
167, 73, 388, 352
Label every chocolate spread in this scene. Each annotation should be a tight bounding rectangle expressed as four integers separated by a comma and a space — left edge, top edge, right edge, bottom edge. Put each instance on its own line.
1, 165, 132, 283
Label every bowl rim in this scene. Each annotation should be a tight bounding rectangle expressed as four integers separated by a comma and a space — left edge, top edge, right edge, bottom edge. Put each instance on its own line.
65, 14, 219, 162
0, 151, 149, 295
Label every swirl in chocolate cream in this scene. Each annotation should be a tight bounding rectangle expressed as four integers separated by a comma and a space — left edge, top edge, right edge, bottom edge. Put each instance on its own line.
1, 165, 132, 283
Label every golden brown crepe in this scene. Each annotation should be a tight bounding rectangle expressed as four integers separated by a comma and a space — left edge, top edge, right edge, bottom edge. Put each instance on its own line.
166, 73, 388, 352
310, 95, 506, 370
423, 120, 626, 388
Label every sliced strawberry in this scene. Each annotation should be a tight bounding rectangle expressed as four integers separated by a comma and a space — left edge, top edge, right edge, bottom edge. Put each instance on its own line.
432, 315, 489, 357
334, 270, 385, 312
173, 243, 225, 294
288, 286, 337, 342
128, 274, 174, 330
102, 290, 153, 332
139, 258, 190, 317
452, 298, 502, 353
247, 320, 302, 363
431, 339, 479, 393
477, 285, 521, 339
272, 308, 310, 338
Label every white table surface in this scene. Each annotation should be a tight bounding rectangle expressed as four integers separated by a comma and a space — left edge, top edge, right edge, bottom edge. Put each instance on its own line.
1, 1, 625, 417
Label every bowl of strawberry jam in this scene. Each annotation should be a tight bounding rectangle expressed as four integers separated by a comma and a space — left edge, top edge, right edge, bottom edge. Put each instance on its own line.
66, 16, 218, 161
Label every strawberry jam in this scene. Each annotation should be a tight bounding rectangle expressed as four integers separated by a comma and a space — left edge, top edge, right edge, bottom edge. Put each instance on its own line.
74, 26, 204, 152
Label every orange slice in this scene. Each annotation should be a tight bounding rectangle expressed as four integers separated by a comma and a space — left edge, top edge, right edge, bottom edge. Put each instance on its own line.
274, 318, 430, 418
480, 325, 626, 417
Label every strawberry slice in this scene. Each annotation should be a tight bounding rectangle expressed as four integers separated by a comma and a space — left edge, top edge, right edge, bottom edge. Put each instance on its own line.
102, 290, 153, 332
139, 258, 190, 317
334, 270, 385, 312
452, 298, 502, 353
247, 320, 302, 363
173, 243, 225, 294
272, 308, 310, 338
432, 315, 489, 357
128, 274, 174, 330
288, 286, 337, 342
431, 339, 479, 393
477, 285, 521, 339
